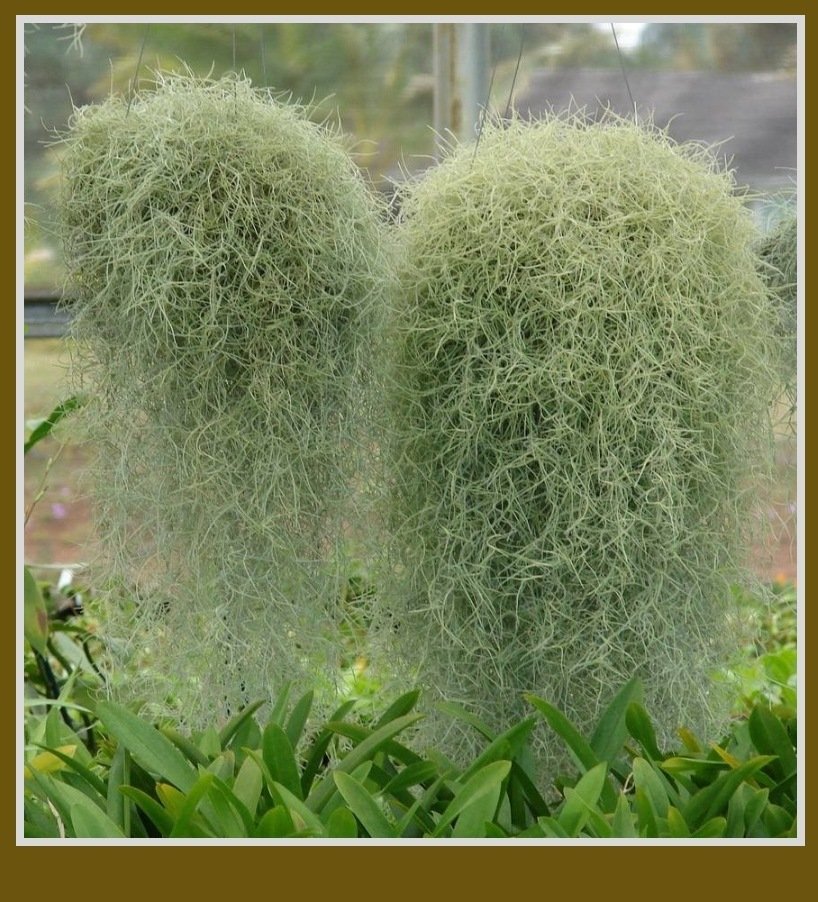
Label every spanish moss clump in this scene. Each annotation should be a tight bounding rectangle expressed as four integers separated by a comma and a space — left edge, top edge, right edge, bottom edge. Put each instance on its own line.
58, 73, 390, 728
382, 113, 780, 770
757, 208, 797, 408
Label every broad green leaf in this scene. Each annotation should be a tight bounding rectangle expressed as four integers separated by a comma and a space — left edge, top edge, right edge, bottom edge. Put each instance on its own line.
692, 816, 727, 838
743, 786, 770, 833
525, 693, 598, 772
271, 781, 325, 835
232, 755, 263, 819
106, 744, 128, 833
119, 786, 175, 836
762, 802, 796, 837
284, 689, 314, 749
590, 677, 643, 764
307, 713, 423, 812
676, 727, 702, 754
509, 760, 550, 819
660, 756, 728, 778
459, 717, 536, 783
725, 783, 749, 837
24, 395, 84, 454
535, 816, 570, 838
27, 771, 104, 835
748, 705, 797, 782
374, 690, 421, 728
611, 792, 638, 838
270, 683, 293, 726
434, 700, 495, 741
432, 761, 511, 837
24, 745, 76, 778
383, 760, 439, 796
218, 699, 265, 749
632, 757, 670, 819
169, 772, 216, 838
333, 771, 395, 838
161, 726, 210, 767
254, 805, 295, 838
684, 756, 777, 829
666, 806, 691, 838
198, 727, 222, 759
394, 773, 447, 838
156, 782, 186, 819
32, 744, 107, 796
634, 788, 658, 837
70, 798, 125, 838
625, 702, 663, 760
300, 698, 357, 796
97, 701, 196, 792
326, 806, 359, 838
263, 722, 302, 800
557, 762, 608, 837
202, 776, 250, 838
24, 567, 49, 655
207, 750, 235, 783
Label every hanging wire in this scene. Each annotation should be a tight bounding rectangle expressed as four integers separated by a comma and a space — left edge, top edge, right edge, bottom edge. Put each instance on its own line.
472, 47, 497, 165
260, 29, 268, 84
611, 23, 637, 124
125, 25, 150, 117
473, 25, 524, 165
503, 26, 525, 122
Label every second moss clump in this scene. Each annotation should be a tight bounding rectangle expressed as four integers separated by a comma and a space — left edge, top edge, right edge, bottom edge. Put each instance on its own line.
382, 113, 780, 767
59, 73, 390, 727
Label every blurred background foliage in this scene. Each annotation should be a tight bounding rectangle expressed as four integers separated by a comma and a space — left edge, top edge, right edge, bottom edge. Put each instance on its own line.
23, 21, 797, 289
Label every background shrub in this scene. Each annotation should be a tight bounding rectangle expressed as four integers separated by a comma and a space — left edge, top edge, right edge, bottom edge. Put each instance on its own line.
382, 112, 781, 771
58, 72, 391, 728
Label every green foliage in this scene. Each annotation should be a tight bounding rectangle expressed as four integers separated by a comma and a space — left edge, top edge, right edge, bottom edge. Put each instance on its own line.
717, 582, 797, 714
57, 72, 392, 728
383, 111, 781, 771
24, 681, 796, 839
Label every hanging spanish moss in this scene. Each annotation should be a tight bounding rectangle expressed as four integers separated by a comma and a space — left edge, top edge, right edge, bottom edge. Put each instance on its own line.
58, 72, 391, 728
381, 111, 780, 770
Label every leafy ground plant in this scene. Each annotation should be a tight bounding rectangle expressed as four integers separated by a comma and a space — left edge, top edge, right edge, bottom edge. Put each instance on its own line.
23, 680, 796, 840
382, 110, 781, 772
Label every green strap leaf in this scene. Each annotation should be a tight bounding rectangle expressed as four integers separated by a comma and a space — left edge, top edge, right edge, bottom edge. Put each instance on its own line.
525, 693, 598, 772
684, 756, 777, 829
306, 713, 423, 813
232, 755, 263, 819
24, 395, 85, 455
557, 762, 608, 837
97, 700, 197, 792
748, 705, 797, 782
253, 805, 295, 838
431, 760, 511, 838
333, 771, 396, 838
326, 806, 359, 839
70, 798, 126, 838
625, 702, 663, 761
263, 722, 302, 800
284, 690, 315, 749
119, 786, 175, 836
24, 567, 49, 656
632, 757, 671, 820
218, 699, 265, 749
374, 689, 422, 728
590, 677, 643, 764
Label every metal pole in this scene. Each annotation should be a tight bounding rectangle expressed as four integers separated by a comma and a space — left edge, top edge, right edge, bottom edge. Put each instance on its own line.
457, 23, 490, 142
